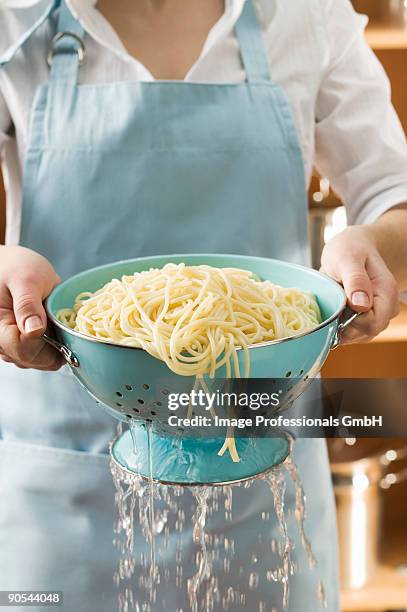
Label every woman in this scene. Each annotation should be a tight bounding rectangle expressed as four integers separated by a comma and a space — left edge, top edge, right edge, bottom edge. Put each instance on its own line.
0, 0, 406, 610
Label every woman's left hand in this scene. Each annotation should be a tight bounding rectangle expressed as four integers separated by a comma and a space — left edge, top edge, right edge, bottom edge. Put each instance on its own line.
320, 225, 400, 344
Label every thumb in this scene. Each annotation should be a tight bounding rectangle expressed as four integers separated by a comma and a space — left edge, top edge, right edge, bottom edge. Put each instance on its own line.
338, 257, 373, 313
9, 278, 48, 337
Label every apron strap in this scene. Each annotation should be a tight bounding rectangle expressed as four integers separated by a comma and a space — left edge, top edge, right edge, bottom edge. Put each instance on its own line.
48, 0, 85, 83
235, 0, 272, 83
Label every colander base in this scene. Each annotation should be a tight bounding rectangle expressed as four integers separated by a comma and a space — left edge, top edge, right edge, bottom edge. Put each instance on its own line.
110, 425, 290, 486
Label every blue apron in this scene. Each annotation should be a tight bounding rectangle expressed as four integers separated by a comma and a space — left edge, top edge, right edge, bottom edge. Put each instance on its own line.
0, 1, 339, 610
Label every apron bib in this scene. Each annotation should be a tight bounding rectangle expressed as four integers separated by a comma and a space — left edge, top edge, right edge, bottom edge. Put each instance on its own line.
0, 1, 339, 610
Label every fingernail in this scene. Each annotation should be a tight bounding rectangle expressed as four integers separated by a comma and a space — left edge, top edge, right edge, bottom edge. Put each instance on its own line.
351, 291, 369, 307
24, 315, 43, 333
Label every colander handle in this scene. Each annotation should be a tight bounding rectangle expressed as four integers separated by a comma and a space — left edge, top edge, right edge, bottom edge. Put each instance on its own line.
42, 333, 80, 368
331, 309, 362, 350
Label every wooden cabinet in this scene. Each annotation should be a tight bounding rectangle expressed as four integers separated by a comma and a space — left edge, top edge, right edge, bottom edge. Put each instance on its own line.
325, 319, 407, 612
323, 307, 407, 611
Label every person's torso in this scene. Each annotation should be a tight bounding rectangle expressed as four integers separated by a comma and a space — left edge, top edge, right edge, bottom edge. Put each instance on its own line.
0, 0, 328, 245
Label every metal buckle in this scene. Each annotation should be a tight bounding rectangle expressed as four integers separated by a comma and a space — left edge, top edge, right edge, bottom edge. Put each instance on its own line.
47, 31, 86, 67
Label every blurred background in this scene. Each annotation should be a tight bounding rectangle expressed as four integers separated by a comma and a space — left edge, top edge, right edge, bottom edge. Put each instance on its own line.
313, 2, 407, 611
0, 1, 407, 610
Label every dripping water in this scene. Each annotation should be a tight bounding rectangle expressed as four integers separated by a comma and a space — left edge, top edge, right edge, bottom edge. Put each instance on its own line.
317, 581, 328, 609
284, 455, 327, 608
187, 487, 211, 612
284, 455, 316, 569
265, 467, 295, 609
146, 424, 158, 601
111, 434, 327, 612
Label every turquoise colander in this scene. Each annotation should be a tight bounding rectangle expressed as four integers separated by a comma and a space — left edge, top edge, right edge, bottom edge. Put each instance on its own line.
45, 254, 355, 485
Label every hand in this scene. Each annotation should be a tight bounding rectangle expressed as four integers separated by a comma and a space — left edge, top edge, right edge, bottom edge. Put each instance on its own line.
320, 226, 400, 344
0, 246, 63, 370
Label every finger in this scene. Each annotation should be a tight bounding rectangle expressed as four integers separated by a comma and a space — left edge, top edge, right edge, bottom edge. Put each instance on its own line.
8, 276, 48, 338
341, 277, 399, 341
10, 355, 63, 371
342, 308, 387, 340
337, 255, 373, 313
358, 259, 400, 337
21, 337, 64, 368
366, 256, 401, 320
0, 320, 62, 368
339, 324, 372, 345
22, 351, 64, 371
32, 355, 64, 371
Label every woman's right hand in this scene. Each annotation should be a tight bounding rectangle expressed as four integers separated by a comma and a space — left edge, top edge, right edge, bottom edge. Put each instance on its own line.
0, 246, 63, 370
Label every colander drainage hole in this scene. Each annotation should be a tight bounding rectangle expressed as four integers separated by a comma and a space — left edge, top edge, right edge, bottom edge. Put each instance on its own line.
138, 398, 145, 405
116, 402, 122, 407
146, 418, 152, 424
161, 389, 169, 395
143, 383, 150, 390
299, 370, 304, 376
116, 391, 123, 397
132, 408, 140, 414
125, 385, 133, 391
156, 401, 162, 407
150, 411, 156, 416
285, 371, 292, 378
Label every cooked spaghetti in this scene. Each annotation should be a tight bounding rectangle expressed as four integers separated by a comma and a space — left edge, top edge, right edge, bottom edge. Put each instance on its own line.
57, 263, 321, 461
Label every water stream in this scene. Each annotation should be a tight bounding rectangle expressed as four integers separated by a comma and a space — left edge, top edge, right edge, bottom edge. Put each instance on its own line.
187, 488, 211, 612
264, 468, 294, 609
146, 425, 158, 602
111, 427, 326, 612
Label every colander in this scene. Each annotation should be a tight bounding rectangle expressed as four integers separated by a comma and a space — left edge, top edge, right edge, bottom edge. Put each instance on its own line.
44, 254, 356, 485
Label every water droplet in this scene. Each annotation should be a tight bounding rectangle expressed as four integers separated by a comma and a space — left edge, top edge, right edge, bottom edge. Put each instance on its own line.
249, 572, 259, 589
317, 581, 328, 608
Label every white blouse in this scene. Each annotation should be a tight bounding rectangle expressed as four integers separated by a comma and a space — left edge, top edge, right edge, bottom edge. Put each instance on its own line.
1, 0, 407, 245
